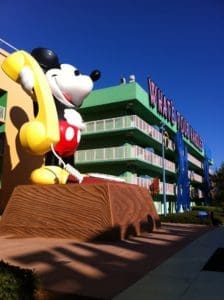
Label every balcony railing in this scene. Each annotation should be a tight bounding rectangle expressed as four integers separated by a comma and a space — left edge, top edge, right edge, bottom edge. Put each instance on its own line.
121, 173, 175, 195
83, 115, 175, 151
76, 144, 176, 173
187, 153, 202, 169
188, 170, 203, 183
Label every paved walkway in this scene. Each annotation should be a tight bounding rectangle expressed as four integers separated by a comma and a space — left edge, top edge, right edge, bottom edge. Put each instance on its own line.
0, 223, 214, 299
115, 226, 224, 300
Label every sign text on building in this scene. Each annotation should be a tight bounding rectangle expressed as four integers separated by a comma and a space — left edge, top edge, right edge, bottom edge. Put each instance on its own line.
148, 78, 203, 150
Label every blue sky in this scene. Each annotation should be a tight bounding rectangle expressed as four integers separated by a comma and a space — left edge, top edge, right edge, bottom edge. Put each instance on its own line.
1, 0, 224, 169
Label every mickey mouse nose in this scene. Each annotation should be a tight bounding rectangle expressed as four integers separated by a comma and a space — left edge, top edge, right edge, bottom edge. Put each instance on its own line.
90, 70, 101, 82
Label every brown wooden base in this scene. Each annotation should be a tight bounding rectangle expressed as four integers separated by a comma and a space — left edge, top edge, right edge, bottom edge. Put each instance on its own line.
0, 182, 160, 241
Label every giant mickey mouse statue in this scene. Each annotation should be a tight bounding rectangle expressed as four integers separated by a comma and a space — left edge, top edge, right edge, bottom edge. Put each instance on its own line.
2, 47, 100, 184
30, 48, 100, 184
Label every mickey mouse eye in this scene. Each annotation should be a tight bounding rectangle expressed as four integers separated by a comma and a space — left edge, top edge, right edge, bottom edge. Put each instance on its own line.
74, 70, 80, 76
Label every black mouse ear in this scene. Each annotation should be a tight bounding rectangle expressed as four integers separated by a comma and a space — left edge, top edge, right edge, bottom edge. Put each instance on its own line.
31, 48, 60, 71
90, 70, 101, 82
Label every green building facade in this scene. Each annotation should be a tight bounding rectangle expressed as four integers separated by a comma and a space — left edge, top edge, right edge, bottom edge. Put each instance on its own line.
76, 81, 212, 214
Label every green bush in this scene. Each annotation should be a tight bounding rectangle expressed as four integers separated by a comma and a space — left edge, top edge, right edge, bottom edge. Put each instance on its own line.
160, 207, 224, 226
192, 205, 223, 213
0, 260, 39, 300
160, 210, 212, 225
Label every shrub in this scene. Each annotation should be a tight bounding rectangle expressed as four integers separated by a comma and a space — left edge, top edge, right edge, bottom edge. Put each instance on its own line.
0, 260, 39, 300
191, 205, 223, 213
160, 207, 224, 226
160, 210, 212, 225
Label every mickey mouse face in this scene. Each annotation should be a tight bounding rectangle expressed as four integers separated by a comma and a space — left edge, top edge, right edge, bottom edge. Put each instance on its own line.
46, 64, 94, 108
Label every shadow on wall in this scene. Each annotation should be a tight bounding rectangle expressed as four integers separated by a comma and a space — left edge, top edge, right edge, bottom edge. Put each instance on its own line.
0, 106, 43, 213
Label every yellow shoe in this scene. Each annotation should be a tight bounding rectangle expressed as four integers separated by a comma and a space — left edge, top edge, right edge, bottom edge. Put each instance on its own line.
30, 165, 69, 184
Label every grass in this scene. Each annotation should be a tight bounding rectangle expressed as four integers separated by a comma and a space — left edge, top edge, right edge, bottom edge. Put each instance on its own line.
160, 205, 224, 226
0, 260, 40, 300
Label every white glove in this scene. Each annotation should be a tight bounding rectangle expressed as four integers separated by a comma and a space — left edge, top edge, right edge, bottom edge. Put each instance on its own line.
19, 66, 34, 92
64, 109, 86, 130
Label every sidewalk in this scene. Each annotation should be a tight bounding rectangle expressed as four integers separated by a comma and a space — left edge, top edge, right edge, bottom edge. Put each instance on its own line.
0, 223, 213, 299
114, 226, 224, 300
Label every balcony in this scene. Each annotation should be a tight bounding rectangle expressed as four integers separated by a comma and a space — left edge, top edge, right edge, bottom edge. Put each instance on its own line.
76, 144, 176, 173
188, 153, 202, 169
113, 173, 175, 195
83, 115, 175, 152
188, 170, 203, 183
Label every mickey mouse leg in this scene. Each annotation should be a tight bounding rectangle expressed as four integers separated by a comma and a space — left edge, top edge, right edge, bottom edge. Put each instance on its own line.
45, 151, 58, 166
30, 151, 69, 184
30, 165, 69, 184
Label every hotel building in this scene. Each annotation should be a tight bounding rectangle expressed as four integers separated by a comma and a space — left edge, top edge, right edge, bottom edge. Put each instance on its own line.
76, 78, 212, 214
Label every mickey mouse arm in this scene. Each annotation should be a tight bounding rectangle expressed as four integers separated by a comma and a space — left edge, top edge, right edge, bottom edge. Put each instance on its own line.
1, 50, 60, 155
